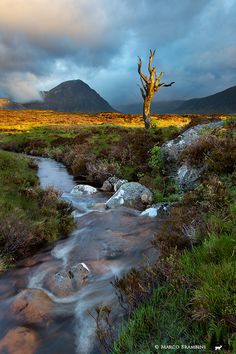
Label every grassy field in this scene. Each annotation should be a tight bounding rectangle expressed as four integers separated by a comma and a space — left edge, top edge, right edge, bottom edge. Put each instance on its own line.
0, 150, 74, 271
0, 109, 229, 132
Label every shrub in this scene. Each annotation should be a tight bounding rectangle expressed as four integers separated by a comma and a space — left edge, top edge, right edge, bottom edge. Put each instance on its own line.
0, 215, 44, 259
148, 145, 164, 174
181, 131, 236, 175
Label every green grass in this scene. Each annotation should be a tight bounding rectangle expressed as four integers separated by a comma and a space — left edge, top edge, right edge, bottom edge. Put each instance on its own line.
0, 150, 74, 270
113, 285, 204, 354
113, 216, 236, 353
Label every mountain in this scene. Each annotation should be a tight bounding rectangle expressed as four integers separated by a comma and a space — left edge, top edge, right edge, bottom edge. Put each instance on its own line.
0, 98, 24, 110
176, 86, 236, 114
117, 100, 184, 114
118, 86, 236, 114
24, 80, 115, 113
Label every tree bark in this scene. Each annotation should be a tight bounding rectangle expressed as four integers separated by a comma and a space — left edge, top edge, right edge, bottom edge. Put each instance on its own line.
143, 96, 152, 129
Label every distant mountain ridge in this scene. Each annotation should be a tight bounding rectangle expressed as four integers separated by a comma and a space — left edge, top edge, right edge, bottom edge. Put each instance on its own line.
175, 86, 236, 114
24, 80, 115, 113
117, 85, 236, 114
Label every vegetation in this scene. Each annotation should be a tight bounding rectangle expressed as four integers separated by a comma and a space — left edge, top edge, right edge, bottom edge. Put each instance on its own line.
0, 110, 191, 132
0, 111, 235, 351
113, 118, 236, 353
0, 150, 74, 270
138, 50, 175, 128
0, 124, 181, 186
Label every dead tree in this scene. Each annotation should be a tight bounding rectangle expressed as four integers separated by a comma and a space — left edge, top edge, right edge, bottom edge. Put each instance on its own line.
138, 50, 175, 128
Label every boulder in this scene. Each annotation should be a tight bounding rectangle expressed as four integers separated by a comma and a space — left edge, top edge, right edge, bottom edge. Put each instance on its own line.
161, 121, 223, 191
114, 179, 128, 192
140, 202, 174, 217
70, 184, 97, 195
161, 121, 223, 163
105, 182, 153, 210
101, 180, 113, 192
0, 327, 38, 354
101, 176, 128, 192
176, 164, 204, 191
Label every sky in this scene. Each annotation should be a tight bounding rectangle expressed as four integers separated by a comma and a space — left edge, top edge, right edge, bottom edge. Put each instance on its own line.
0, 0, 236, 106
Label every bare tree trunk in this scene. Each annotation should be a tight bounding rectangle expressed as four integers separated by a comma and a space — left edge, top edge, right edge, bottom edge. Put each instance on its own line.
143, 96, 152, 129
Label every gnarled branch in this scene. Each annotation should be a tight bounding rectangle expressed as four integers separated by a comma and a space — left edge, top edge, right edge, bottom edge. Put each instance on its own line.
158, 81, 175, 87
148, 49, 156, 74
138, 56, 149, 84
140, 87, 146, 100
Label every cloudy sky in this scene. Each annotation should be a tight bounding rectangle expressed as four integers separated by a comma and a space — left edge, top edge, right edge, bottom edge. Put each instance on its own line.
0, 0, 235, 106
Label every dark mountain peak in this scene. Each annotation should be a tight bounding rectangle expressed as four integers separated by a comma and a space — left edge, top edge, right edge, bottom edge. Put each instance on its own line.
50, 79, 90, 91
24, 79, 115, 113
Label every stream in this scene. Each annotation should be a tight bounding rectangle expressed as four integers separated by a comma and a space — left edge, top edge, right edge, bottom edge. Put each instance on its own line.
0, 157, 160, 354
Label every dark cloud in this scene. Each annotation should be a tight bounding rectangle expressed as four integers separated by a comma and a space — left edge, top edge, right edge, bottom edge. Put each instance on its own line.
0, 0, 235, 104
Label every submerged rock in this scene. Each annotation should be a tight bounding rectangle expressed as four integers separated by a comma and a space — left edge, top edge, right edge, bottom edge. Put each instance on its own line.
70, 184, 97, 195
43, 263, 89, 298
0, 326, 38, 354
10, 289, 54, 325
106, 182, 153, 210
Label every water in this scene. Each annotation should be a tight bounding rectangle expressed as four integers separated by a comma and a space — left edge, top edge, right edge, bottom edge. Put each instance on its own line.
0, 157, 160, 353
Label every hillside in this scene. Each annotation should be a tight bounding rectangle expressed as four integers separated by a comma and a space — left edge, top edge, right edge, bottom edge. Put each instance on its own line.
176, 85, 236, 114
118, 86, 236, 114
24, 79, 115, 113
0, 98, 24, 110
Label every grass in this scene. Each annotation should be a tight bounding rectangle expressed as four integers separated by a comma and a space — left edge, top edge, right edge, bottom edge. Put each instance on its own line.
0, 150, 74, 270
113, 212, 236, 353
113, 285, 204, 354
0, 110, 193, 132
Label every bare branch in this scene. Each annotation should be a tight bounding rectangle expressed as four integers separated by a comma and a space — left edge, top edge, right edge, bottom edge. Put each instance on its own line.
140, 77, 147, 92
148, 49, 156, 74
158, 81, 175, 87
140, 87, 146, 100
138, 56, 149, 83
155, 71, 164, 85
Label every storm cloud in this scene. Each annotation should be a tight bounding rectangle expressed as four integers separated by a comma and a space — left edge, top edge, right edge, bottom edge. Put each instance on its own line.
0, 0, 235, 104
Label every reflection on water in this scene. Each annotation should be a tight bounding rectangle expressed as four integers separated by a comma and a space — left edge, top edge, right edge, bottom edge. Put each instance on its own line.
0, 157, 160, 353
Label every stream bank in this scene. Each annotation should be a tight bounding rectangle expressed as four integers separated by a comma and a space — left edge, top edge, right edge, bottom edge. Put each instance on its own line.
0, 156, 161, 354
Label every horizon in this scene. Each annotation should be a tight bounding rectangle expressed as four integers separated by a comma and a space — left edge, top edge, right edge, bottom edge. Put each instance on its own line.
1, 79, 235, 108
0, 0, 236, 106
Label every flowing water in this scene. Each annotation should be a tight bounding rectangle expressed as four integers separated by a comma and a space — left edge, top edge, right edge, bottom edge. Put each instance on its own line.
0, 157, 160, 354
